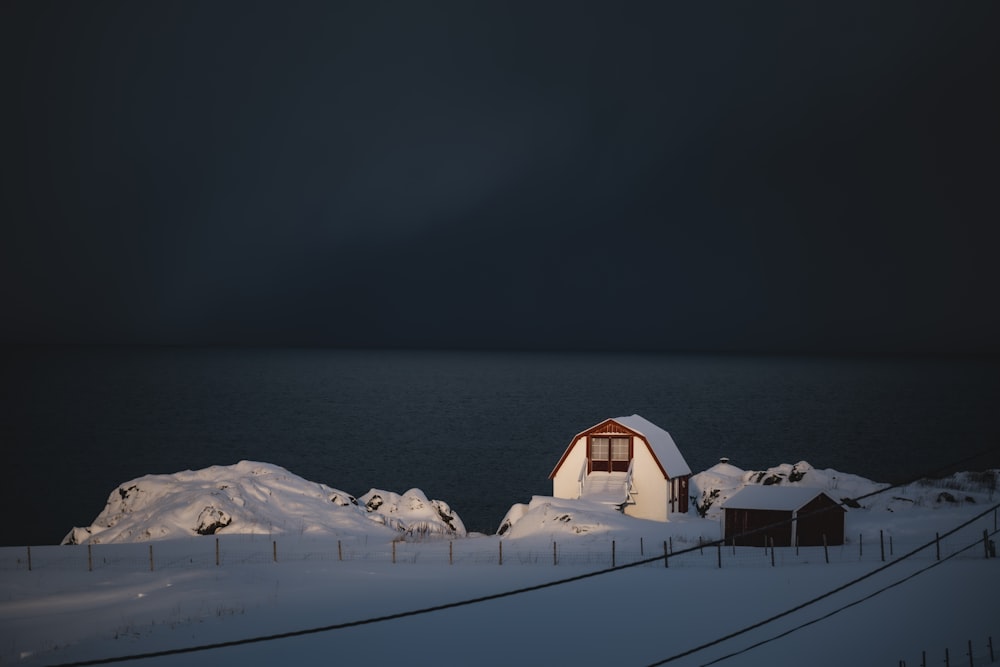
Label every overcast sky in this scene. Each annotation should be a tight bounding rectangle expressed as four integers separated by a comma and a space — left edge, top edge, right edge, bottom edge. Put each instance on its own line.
3, 1, 998, 355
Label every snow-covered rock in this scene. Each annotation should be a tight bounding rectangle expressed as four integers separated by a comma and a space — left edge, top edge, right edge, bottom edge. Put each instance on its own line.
61, 461, 465, 545
357, 488, 466, 537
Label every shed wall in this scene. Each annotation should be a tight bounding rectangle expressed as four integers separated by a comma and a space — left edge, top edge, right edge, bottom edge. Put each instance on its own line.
796, 495, 845, 546
725, 508, 794, 547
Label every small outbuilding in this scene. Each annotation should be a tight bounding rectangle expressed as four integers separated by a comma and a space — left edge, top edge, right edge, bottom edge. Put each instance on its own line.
721, 486, 846, 547
549, 414, 692, 522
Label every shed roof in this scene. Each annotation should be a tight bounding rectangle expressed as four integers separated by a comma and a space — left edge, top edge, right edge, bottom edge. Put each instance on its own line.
721, 486, 843, 512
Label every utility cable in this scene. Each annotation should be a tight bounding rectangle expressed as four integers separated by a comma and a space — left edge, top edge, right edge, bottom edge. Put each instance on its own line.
645, 500, 1000, 666
699, 524, 1000, 666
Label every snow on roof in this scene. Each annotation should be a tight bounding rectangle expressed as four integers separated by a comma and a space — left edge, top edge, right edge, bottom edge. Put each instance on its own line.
613, 414, 692, 477
720, 485, 838, 512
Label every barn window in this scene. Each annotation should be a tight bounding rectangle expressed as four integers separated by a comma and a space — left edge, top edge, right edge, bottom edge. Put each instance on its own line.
590, 436, 631, 472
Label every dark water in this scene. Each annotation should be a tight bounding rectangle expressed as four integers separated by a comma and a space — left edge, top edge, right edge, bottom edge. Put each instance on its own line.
2, 347, 998, 546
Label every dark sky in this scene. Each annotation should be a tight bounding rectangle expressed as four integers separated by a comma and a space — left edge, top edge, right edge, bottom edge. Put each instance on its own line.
3, 1, 998, 355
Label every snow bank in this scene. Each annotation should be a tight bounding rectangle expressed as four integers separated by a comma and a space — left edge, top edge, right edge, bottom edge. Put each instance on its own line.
61, 461, 465, 545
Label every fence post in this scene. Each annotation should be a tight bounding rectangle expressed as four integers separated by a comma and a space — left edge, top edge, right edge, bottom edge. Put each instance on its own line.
945, 646, 950, 667
669, 537, 673, 555
699, 536, 703, 555
936, 533, 941, 561
27, 546, 32, 572
795, 534, 799, 557
663, 540, 669, 568
859, 533, 863, 559
88, 544, 93, 572
880, 530, 885, 562
612, 540, 616, 567
392, 541, 396, 564
640, 537, 644, 556
216, 538, 220, 566
967, 639, 973, 667
553, 541, 557, 566
149, 545, 154, 572
499, 541, 503, 566
823, 534, 829, 564
450, 541, 453, 566
717, 541, 722, 568
985, 530, 991, 559
770, 537, 775, 567
273, 540, 277, 563
338, 540, 342, 562
921, 649, 926, 667
987, 635, 993, 661
890, 534, 894, 557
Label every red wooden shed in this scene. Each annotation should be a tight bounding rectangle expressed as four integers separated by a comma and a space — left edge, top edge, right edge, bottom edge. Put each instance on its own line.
721, 486, 846, 547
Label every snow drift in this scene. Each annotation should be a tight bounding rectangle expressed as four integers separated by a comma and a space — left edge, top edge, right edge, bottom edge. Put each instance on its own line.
61, 461, 465, 545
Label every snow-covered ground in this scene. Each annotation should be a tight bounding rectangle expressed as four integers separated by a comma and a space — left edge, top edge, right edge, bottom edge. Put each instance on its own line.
1, 461, 997, 666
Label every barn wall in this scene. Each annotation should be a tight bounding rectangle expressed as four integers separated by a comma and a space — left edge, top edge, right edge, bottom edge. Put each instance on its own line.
626, 436, 667, 521
552, 436, 587, 500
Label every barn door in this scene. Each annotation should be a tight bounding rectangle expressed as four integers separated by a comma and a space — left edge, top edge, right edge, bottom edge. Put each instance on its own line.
589, 436, 630, 472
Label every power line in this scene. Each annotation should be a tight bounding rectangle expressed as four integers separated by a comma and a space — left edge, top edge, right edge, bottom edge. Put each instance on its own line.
699, 524, 1000, 666
645, 500, 1000, 666
44, 449, 997, 667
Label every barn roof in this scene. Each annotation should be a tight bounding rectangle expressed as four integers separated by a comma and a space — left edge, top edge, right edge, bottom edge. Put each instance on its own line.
721, 486, 844, 512
549, 414, 691, 479
612, 414, 692, 477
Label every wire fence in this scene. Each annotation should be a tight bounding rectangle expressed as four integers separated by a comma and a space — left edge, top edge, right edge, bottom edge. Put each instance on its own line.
2, 516, 995, 575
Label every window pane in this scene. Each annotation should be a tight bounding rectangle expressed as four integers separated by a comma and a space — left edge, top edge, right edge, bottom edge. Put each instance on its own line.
591, 437, 609, 460
611, 437, 629, 461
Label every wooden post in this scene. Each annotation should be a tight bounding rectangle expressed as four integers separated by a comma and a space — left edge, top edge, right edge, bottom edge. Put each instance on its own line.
499, 541, 503, 566
890, 535, 894, 557
553, 541, 557, 566
88, 544, 93, 572
27, 546, 32, 572
823, 534, 829, 564
612, 540, 616, 567
966, 639, 973, 667
945, 646, 950, 667
717, 541, 722, 568
449, 541, 453, 566
922, 649, 926, 667
880, 530, 885, 562
795, 534, 799, 557
640, 537, 644, 556
392, 541, 396, 564
663, 540, 669, 568
985, 530, 991, 559
272, 540, 277, 563
936, 532, 941, 561
337, 540, 342, 561
149, 545, 154, 572
987, 635, 993, 661
770, 537, 775, 567
699, 536, 703, 555
216, 538, 220, 566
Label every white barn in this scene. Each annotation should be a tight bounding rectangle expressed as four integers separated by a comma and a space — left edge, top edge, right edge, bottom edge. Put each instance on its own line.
548, 414, 692, 521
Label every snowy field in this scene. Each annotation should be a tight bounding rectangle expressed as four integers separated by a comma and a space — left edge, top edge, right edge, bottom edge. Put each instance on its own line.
1, 462, 997, 667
